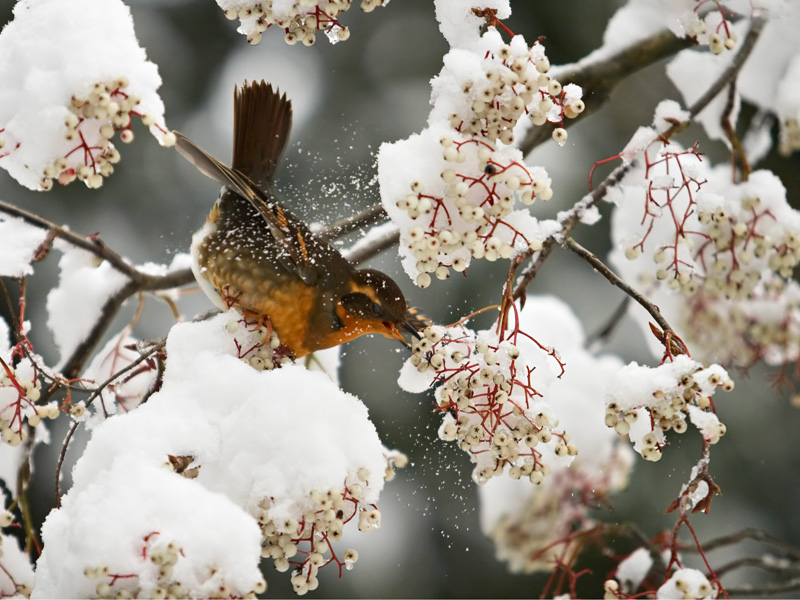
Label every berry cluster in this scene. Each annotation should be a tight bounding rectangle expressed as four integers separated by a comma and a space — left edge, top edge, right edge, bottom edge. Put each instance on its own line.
382, 28, 581, 286
31, 77, 174, 191
83, 537, 267, 599
0, 356, 59, 446
226, 316, 294, 370
616, 142, 800, 365
605, 355, 732, 462
448, 32, 583, 146
679, 6, 737, 54
256, 458, 404, 596
217, 0, 384, 46
407, 324, 568, 484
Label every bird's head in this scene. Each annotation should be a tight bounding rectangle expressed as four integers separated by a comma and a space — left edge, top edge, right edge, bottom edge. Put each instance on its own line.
336, 269, 421, 348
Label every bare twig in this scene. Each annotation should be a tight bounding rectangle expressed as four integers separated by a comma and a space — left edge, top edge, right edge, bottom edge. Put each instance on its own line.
726, 578, 800, 597
54, 338, 165, 506
687, 527, 800, 561
0, 200, 194, 291
586, 297, 630, 349
343, 227, 401, 265
318, 202, 388, 243
563, 237, 675, 337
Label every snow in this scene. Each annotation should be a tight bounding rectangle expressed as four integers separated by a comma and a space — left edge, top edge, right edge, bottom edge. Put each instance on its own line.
0, 0, 170, 191
45, 241, 129, 369
36, 312, 391, 596
657, 568, 713, 599
434, 0, 510, 50
0, 533, 34, 596
667, 49, 740, 143
0, 217, 48, 278
615, 547, 653, 593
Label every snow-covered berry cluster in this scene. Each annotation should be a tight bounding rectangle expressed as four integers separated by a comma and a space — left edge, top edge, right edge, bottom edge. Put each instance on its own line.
256, 457, 403, 596
605, 355, 732, 462
612, 137, 800, 365
224, 314, 295, 370
82, 537, 266, 600
31, 77, 174, 191
216, 0, 385, 46
380, 27, 576, 286
655, 568, 715, 600
401, 321, 570, 485
0, 355, 59, 446
445, 32, 583, 146
0, 0, 171, 191
679, 6, 737, 55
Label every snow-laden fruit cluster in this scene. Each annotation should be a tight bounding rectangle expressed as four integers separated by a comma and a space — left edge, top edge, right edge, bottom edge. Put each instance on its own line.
225, 317, 294, 371
257, 473, 384, 595
0, 0, 171, 191
402, 321, 570, 485
0, 323, 61, 446
379, 23, 576, 286
216, 0, 385, 46
611, 128, 800, 365
80, 536, 261, 600
605, 354, 732, 461
475, 295, 633, 573
35, 313, 397, 598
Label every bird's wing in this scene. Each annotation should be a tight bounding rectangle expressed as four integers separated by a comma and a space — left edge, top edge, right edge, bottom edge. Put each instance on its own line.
173, 131, 318, 285
233, 80, 293, 189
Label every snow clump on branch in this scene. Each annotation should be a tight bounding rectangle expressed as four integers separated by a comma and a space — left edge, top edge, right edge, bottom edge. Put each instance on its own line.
0, 0, 173, 191
378, 0, 580, 288
35, 312, 404, 597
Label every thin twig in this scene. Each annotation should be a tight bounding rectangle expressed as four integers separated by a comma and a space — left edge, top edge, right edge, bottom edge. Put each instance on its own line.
0, 200, 194, 291
660, 13, 767, 141
318, 202, 388, 243
586, 297, 631, 348
686, 528, 800, 560
54, 338, 165, 506
563, 237, 675, 337
343, 228, 401, 265
726, 578, 800, 597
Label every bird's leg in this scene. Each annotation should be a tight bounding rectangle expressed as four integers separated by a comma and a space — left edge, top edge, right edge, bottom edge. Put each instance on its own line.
241, 308, 274, 345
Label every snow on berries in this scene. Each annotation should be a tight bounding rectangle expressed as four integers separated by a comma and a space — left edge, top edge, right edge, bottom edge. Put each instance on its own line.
612, 140, 800, 365
379, 18, 580, 286
605, 355, 732, 462
0, 0, 171, 191
215, 0, 385, 47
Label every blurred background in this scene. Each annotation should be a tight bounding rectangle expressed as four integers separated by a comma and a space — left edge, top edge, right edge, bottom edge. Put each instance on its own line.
1, 0, 799, 596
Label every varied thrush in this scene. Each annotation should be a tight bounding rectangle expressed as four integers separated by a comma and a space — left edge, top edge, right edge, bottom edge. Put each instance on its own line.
173, 80, 420, 358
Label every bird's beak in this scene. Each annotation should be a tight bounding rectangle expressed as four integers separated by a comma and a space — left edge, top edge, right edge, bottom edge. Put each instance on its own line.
401, 320, 423, 340
384, 320, 421, 350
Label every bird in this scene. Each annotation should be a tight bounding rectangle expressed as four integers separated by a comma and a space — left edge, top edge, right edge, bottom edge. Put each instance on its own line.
173, 80, 421, 358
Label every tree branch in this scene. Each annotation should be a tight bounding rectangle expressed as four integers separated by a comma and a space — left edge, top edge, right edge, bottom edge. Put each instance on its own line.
512, 15, 767, 301
520, 30, 695, 155
562, 236, 675, 337
343, 226, 400, 266
318, 202, 388, 243
54, 337, 165, 506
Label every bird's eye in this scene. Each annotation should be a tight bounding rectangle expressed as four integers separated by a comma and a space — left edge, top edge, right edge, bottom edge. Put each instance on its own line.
371, 302, 382, 315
